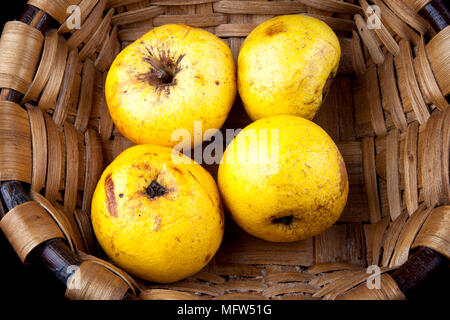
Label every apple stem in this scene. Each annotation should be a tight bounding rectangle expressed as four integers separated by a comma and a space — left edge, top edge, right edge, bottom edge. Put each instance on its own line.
144, 56, 173, 83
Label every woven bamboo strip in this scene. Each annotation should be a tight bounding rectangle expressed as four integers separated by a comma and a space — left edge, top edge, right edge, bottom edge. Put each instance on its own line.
77, 131, 87, 191
399, 40, 431, 125
273, 293, 321, 300
30, 190, 81, 252
81, 129, 104, 213
312, 269, 367, 298
363, 222, 376, 265
213, 1, 307, 15
361, 137, 382, 223
140, 289, 204, 300
0, 101, 32, 183
27, 106, 48, 192
394, 53, 413, 116
421, 111, 445, 207
98, 74, 115, 140
74, 60, 96, 132
294, 0, 363, 14
386, 129, 402, 220
441, 109, 450, 203
412, 206, 450, 258
306, 262, 362, 274
381, 212, 409, 267
424, 25, 450, 96
402, 121, 419, 215
365, 66, 387, 135
404, 0, 432, 12
383, 0, 432, 35
354, 14, 384, 65
68, 65, 83, 118
216, 292, 268, 300
59, 0, 101, 34
23, 29, 59, 103
153, 14, 227, 27
38, 36, 68, 111
337, 273, 405, 300
359, 0, 400, 56
66, 0, 107, 49
44, 114, 65, 203
77, 251, 140, 294
314, 224, 348, 264
0, 201, 64, 262
79, 8, 114, 61
373, 0, 420, 46
262, 282, 317, 298
215, 228, 314, 266
371, 216, 390, 265
265, 265, 299, 274
0, 21, 44, 94
28, 0, 81, 23
117, 26, 151, 41
73, 210, 96, 254
53, 49, 79, 127
152, 280, 224, 297
265, 272, 315, 284
112, 6, 165, 25
65, 260, 130, 300
389, 204, 433, 267
351, 31, 366, 76
63, 122, 80, 214
309, 270, 352, 288
219, 279, 266, 292
151, 0, 216, 4
205, 262, 264, 278
302, 14, 356, 31
417, 122, 425, 188
192, 270, 225, 284
95, 26, 120, 72
378, 55, 408, 131
414, 37, 448, 110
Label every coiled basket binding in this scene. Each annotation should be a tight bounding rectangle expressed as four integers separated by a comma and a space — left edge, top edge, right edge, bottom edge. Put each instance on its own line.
0, 0, 448, 300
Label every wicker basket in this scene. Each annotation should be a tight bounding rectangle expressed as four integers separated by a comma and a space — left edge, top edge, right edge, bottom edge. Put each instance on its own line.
0, 0, 448, 300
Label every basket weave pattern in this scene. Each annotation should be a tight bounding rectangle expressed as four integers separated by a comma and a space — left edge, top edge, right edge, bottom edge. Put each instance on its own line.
0, 0, 448, 300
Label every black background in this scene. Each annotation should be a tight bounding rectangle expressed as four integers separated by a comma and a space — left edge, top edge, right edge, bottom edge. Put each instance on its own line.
0, 0, 447, 308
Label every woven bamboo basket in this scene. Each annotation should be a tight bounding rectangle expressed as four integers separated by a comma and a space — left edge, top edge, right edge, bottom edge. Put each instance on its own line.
0, 0, 448, 301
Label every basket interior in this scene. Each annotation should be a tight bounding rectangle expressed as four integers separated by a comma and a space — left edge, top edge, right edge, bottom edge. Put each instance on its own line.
0, 0, 448, 300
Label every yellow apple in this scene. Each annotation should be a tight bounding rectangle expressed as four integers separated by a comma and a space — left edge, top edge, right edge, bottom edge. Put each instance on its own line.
218, 115, 348, 242
105, 24, 236, 148
238, 15, 341, 121
91, 144, 224, 283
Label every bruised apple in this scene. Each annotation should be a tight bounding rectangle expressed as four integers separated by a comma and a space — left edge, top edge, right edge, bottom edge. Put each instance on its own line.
238, 15, 341, 121
105, 24, 236, 148
91, 144, 224, 283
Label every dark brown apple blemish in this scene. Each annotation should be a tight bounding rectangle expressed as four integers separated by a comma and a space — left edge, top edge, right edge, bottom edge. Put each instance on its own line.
215, 81, 220, 85
138, 46, 185, 95
153, 215, 161, 232
338, 155, 348, 194
146, 180, 166, 200
105, 174, 118, 218
322, 73, 335, 100
171, 166, 183, 175
266, 22, 287, 36
272, 215, 293, 226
